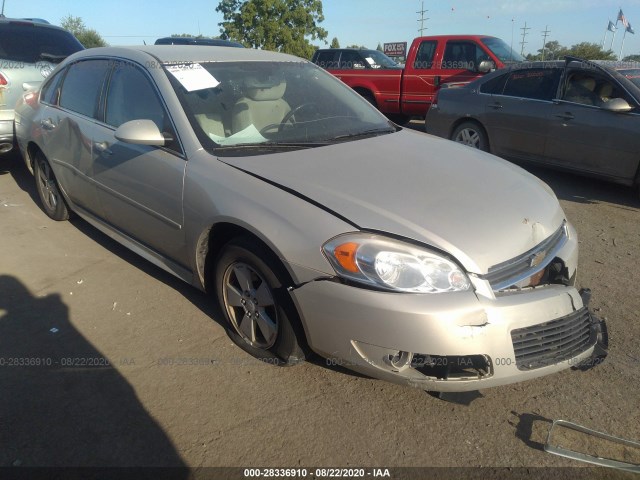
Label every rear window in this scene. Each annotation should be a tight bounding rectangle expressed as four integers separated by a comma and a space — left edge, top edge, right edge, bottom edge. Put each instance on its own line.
502, 68, 560, 101
0, 23, 83, 63
619, 68, 640, 88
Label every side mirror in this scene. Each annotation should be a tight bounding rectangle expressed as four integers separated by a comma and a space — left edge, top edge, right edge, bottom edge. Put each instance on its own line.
477, 60, 495, 74
114, 119, 165, 146
601, 97, 633, 113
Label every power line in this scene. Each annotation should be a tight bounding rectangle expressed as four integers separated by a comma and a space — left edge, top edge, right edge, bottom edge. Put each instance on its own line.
520, 22, 531, 56
417, 1, 429, 36
541, 25, 551, 60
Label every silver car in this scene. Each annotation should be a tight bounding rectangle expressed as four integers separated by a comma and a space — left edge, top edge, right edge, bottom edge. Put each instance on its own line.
0, 17, 83, 155
15, 46, 607, 393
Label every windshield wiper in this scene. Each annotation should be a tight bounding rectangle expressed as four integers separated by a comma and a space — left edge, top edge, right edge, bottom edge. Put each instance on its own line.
214, 141, 329, 151
330, 128, 396, 142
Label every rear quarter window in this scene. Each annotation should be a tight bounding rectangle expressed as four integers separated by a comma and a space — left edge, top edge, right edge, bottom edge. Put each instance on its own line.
0, 23, 83, 63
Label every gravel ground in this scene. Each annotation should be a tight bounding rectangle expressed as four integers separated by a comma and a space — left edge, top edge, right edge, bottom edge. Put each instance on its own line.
0, 135, 638, 479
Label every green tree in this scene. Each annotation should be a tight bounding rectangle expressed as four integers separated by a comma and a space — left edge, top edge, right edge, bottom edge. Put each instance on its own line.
216, 0, 328, 59
330, 37, 340, 48
171, 33, 205, 38
623, 54, 640, 62
346, 44, 366, 49
376, 43, 383, 52
566, 42, 616, 60
61, 15, 107, 48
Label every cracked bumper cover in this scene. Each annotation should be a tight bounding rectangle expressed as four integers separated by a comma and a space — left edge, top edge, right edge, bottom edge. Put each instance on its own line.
289, 234, 607, 392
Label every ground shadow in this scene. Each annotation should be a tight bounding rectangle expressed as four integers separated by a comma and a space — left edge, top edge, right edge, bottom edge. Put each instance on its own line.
508, 411, 554, 452
522, 165, 639, 210
0, 275, 188, 470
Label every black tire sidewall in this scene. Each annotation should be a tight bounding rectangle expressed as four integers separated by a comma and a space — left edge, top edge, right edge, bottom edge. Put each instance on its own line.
34, 153, 69, 221
214, 238, 305, 366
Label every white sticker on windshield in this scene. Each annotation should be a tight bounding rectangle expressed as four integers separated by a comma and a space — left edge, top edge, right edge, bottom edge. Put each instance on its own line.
166, 63, 220, 92
364, 57, 375, 65
208, 124, 267, 146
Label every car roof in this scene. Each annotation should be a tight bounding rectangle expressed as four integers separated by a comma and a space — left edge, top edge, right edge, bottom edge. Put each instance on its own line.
414, 34, 495, 41
0, 17, 67, 30
592, 59, 640, 71
154, 37, 244, 48
64, 45, 306, 64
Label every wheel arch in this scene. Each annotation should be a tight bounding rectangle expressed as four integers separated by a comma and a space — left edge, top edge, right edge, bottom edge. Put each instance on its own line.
25, 141, 44, 174
352, 87, 377, 106
197, 221, 313, 354
197, 221, 297, 296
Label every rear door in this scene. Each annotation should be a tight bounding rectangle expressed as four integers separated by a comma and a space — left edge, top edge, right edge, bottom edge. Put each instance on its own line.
91, 61, 187, 262
401, 39, 438, 116
41, 59, 110, 215
483, 67, 560, 160
545, 66, 640, 181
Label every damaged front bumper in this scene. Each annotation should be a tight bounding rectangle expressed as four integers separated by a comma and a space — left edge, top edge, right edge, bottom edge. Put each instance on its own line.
290, 280, 608, 393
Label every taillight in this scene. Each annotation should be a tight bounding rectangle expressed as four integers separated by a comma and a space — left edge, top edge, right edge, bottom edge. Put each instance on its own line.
24, 92, 38, 108
0, 72, 8, 86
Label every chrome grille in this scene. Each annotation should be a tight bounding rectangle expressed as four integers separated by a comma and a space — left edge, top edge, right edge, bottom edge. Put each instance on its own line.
511, 308, 594, 370
483, 222, 568, 291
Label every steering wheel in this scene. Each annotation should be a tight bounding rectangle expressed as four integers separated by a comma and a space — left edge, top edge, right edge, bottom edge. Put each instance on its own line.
259, 103, 318, 135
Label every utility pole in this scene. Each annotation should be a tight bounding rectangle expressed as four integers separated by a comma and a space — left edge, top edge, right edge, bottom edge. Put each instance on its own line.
541, 25, 551, 60
520, 22, 531, 57
417, 1, 429, 36
1, 0, 6, 17
510, 19, 515, 61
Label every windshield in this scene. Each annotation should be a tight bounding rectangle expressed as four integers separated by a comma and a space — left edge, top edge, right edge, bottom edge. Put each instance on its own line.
0, 23, 83, 63
481, 37, 525, 64
618, 68, 640, 88
363, 50, 402, 69
167, 61, 395, 150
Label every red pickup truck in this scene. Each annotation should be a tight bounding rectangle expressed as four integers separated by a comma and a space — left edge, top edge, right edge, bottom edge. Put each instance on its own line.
312, 35, 523, 120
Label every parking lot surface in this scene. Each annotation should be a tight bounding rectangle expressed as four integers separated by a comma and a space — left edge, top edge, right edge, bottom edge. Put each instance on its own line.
1, 136, 639, 474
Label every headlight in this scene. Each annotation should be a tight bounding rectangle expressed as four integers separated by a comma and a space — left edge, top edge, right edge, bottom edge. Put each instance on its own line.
322, 234, 471, 293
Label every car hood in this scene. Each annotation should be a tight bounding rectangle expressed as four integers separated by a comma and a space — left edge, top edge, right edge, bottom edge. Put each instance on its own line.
220, 129, 565, 274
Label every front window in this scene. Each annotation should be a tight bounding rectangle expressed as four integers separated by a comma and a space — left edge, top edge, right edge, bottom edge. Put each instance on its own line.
481, 37, 525, 64
167, 61, 395, 152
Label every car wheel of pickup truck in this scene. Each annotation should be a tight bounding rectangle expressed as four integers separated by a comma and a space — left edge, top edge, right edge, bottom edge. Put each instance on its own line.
452, 122, 489, 152
215, 237, 307, 366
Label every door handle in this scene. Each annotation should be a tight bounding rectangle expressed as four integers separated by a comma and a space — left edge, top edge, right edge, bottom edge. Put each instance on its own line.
93, 141, 112, 156
488, 102, 503, 109
555, 112, 574, 120
40, 118, 55, 130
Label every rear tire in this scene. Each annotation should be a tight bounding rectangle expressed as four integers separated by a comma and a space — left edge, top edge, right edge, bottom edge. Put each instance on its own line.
451, 122, 489, 152
214, 237, 306, 366
34, 152, 70, 221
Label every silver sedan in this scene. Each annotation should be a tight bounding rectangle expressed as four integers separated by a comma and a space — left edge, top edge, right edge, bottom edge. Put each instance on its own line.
15, 46, 607, 392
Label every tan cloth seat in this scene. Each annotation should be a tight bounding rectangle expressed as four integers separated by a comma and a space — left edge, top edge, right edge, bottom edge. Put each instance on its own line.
232, 76, 290, 133
195, 113, 226, 138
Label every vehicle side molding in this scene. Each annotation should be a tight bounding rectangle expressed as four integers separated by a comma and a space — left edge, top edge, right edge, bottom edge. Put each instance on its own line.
114, 119, 166, 146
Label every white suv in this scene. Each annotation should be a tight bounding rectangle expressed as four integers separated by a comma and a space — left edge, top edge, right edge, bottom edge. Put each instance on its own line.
0, 17, 83, 155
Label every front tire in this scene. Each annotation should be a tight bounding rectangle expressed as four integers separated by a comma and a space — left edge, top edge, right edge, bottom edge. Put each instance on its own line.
451, 122, 489, 152
34, 152, 70, 221
214, 237, 306, 366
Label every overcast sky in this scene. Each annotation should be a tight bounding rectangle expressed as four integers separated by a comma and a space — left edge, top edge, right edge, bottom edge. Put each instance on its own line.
7, 0, 640, 57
